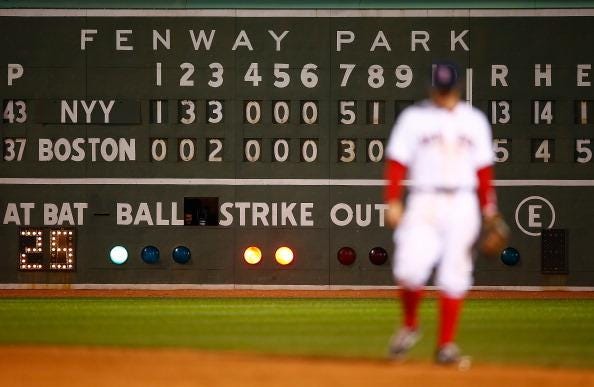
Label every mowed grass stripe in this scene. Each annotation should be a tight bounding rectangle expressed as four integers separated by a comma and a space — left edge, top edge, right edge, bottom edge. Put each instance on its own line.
0, 298, 592, 368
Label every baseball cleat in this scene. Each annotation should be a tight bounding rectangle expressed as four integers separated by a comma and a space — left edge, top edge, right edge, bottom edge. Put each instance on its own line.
388, 327, 421, 360
435, 343, 462, 365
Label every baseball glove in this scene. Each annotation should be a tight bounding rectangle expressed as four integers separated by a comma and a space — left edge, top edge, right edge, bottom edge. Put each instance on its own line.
478, 213, 510, 258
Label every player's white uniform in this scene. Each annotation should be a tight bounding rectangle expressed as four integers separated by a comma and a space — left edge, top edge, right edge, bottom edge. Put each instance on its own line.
386, 100, 494, 297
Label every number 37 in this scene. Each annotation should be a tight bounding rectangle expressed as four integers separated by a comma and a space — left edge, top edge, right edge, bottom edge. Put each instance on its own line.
3, 138, 26, 161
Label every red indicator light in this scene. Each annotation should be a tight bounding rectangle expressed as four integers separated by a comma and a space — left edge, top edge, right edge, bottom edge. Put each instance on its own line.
369, 247, 388, 265
337, 247, 356, 265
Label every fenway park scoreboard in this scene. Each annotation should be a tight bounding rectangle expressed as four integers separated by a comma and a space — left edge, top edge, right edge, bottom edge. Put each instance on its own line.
1, 8, 594, 287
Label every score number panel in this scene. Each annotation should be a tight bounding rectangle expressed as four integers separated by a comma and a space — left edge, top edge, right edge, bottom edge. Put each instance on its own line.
5, 97, 594, 164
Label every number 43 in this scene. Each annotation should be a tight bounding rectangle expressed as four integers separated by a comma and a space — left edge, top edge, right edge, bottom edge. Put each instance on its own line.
3, 100, 27, 123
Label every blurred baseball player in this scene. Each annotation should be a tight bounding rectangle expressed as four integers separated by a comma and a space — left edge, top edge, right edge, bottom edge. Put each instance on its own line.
384, 61, 498, 364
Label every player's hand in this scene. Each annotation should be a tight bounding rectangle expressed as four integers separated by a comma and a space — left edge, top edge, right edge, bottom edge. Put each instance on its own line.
387, 200, 404, 228
479, 213, 510, 258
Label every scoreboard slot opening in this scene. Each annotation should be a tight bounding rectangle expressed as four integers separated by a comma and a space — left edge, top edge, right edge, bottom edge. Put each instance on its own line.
183, 197, 219, 226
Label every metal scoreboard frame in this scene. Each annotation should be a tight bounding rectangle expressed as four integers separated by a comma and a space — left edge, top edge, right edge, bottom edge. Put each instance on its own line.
1, 6, 594, 288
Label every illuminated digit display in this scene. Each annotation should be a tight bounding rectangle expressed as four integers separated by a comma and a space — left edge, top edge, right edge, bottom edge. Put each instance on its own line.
18, 229, 44, 271
50, 229, 76, 271
18, 228, 76, 271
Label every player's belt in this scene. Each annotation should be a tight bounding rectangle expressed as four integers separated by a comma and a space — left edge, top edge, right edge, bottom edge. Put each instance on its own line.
410, 187, 473, 194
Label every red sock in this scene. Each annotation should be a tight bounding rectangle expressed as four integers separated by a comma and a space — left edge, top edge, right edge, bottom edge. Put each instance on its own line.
438, 294, 463, 347
401, 288, 423, 330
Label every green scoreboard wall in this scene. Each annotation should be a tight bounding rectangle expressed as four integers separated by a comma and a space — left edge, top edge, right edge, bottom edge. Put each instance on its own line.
1, 8, 594, 287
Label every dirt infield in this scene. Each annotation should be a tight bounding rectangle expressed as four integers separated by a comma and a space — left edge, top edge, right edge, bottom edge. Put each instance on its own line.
2, 288, 594, 299
1, 345, 593, 387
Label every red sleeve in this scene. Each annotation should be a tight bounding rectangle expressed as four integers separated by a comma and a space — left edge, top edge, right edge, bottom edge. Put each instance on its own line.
477, 165, 498, 216
384, 159, 408, 202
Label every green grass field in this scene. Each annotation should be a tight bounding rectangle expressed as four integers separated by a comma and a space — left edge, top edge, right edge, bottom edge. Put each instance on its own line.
0, 298, 593, 368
